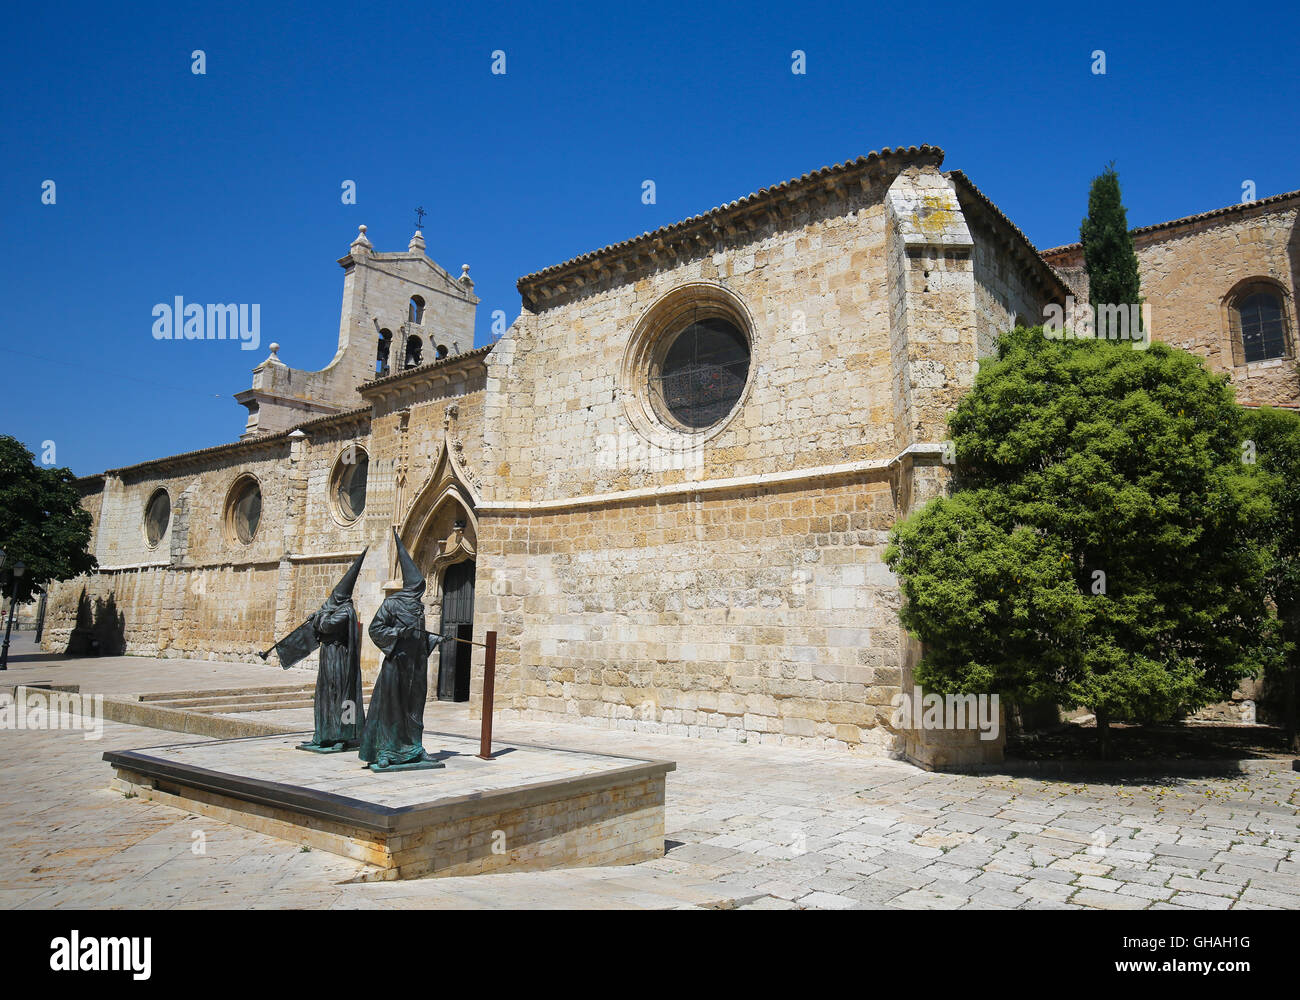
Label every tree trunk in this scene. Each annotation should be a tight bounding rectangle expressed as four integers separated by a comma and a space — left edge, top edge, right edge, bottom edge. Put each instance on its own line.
1095, 706, 1112, 760
1285, 665, 1298, 754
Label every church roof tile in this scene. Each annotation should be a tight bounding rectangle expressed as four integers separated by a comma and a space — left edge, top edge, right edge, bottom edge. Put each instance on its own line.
1039, 188, 1300, 259
515, 145, 946, 307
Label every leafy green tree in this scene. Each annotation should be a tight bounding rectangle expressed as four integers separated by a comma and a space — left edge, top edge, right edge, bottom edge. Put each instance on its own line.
1243, 406, 1300, 749
0, 436, 96, 604
885, 327, 1270, 758
1080, 164, 1142, 340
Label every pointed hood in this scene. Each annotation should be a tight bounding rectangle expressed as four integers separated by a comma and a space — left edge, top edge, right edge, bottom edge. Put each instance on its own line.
330, 546, 367, 602
393, 528, 425, 598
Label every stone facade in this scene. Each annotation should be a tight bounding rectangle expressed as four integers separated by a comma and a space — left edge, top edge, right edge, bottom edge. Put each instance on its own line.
40, 147, 1299, 764
1041, 190, 1300, 409
468, 149, 1062, 759
42, 362, 488, 679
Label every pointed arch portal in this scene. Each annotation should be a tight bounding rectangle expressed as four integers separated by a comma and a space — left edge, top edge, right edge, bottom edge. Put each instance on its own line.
397, 433, 480, 702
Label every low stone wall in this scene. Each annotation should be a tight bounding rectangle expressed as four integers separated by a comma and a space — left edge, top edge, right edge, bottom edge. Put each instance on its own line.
104, 734, 674, 880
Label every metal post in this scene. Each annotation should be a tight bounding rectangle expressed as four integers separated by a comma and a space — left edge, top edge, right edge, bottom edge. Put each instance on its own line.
1, 563, 24, 670
0, 596, 15, 671
34, 589, 46, 644
478, 630, 497, 759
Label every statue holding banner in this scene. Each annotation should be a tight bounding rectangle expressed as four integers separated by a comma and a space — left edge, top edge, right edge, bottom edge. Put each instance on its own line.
358, 529, 442, 772
261, 548, 368, 753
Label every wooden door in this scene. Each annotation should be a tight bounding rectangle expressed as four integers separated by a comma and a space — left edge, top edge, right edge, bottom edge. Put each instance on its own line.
436, 560, 474, 702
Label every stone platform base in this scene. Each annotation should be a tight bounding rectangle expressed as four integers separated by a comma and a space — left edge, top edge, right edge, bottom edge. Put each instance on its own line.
104, 732, 675, 880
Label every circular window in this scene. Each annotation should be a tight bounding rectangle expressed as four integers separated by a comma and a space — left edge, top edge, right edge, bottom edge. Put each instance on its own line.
226, 476, 262, 544
332, 448, 369, 522
144, 489, 170, 548
649, 317, 750, 430
621, 283, 755, 445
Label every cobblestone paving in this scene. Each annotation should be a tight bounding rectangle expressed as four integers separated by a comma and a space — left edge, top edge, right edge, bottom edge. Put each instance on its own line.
1, 638, 1297, 910
0, 633, 319, 696
4, 713, 1296, 910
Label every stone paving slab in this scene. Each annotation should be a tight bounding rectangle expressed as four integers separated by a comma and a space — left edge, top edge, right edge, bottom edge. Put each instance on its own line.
1, 634, 319, 697
0, 636, 1297, 909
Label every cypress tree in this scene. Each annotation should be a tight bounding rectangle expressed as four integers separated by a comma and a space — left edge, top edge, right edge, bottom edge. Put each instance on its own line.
1080, 164, 1142, 340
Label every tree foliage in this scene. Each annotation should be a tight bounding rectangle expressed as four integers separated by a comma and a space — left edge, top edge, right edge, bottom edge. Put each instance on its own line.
885, 328, 1270, 754
0, 435, 97, 604
1242, 406, 1300, 747
1080, 163, 1141, 338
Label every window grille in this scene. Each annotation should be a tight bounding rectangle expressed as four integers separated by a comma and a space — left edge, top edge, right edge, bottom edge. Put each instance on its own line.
650, 316, 750, 429
1239, 291, 1287, 363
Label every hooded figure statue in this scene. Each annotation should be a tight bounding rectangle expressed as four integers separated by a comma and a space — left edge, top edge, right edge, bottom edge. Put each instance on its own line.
298, 547, 368, 753
358, 529, 442, 770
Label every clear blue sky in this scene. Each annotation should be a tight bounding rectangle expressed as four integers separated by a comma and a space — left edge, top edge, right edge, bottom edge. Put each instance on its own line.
3, 0, 1297, 476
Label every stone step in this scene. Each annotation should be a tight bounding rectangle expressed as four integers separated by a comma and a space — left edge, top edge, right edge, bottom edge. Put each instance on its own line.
196, 689, 378, 714
137, 684, 315, 702
199, 698, 317, 714
148, 693, 312, 709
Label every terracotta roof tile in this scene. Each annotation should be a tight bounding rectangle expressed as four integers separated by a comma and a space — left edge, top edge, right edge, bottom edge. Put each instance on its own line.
1039, 188, 1300, 259
516, 145, 946, 297
96, 405, 372, 480
946, 170, 1072, 299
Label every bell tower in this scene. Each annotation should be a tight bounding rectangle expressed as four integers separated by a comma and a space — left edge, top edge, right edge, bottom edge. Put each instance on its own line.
235, 224, 479, 438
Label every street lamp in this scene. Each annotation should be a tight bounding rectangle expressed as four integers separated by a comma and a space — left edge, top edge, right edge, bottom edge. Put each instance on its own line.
1, 560, 25, 671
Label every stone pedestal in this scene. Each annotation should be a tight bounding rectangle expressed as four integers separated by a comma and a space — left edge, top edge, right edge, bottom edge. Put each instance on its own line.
105, 732, 674, 880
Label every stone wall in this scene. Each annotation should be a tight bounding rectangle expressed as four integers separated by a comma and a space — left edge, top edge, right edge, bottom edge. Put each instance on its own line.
1042, 197, 1300, 408
43, 225, 490, 682
43, 365, 488, 681
474, 474, 905, 752
467, 158, 1054, 757
42, 425, 376, 668
969, 223, 1057, 358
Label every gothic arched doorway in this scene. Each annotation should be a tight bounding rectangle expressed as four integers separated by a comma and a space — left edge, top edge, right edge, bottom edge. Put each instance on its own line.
437, 559, 474, 701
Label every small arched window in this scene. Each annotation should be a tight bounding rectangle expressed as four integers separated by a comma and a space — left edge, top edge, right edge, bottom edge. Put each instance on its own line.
435, 344, 449, 360
332, 448, 369, 522
409, 296, 425, 325
1228, 281, 1291, 365
226, 476, 262, 545
404, 335, 423, 368
144, 489, 171, 548
377, 329, 392, 375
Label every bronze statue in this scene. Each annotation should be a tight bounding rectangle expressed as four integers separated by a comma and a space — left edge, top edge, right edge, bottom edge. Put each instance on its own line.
358, 529, 442, 771
296, 547, 368, 753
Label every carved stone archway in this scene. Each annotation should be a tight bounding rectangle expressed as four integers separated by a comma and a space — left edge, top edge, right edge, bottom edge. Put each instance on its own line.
393, 428, 480, 624
391, 426, 481, 701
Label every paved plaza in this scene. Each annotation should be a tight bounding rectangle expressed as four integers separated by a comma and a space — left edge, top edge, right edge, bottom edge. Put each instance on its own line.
1, 635, 1297, 910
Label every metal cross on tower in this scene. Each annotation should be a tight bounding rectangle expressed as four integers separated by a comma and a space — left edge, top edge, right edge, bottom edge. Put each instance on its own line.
415, 206, 427, 230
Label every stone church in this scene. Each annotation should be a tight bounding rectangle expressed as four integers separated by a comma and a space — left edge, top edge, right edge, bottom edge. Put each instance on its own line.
42, 145, 1300, 765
